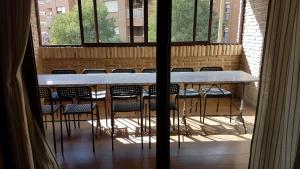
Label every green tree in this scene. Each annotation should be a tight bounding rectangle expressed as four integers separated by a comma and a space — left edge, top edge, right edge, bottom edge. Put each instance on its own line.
148, 1, 157, 42
195, 0, 220, 41
171, 0, 194, 41
50, 0, 119, 44
148, 0, 219, 42
50, 6, 81, 44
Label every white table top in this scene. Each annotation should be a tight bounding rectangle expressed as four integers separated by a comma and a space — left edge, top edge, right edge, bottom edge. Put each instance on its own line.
38, 71, 258, 86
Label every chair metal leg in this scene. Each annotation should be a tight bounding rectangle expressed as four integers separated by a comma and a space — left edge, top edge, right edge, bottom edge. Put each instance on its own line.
149, 108, 151, 149
73, 114, 76, 128
230, 95, 233, 123
172, 110, 175, 131
199, 97, 202, 124
144, 101, 147, 132
60, 107, 64, 155
91, 111, 95, 153
68, 114, 71, 136
189, 99, 193, 114
216, 97, 220, 113
177, 109, 180, 148
51, 113, 57, 154
64, 114, 70, 136
203, 97, 207, 123
141, 110, 143, 149
137, 111, 140, 124
43, 121, 46, 131
195, 99, 198, 113
111, 112, 114, 151
104, 100, 108, 126
56, 106, 59, 118
77, 114, 80, 128
96, 105, 101, 135
45, 115, 48, 129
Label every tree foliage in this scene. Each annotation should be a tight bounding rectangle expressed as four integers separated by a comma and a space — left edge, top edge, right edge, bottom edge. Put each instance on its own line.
50, 6, 81, 44
148, 0, 219, 42
50, 0, 118, 44
50, 0, 219, 44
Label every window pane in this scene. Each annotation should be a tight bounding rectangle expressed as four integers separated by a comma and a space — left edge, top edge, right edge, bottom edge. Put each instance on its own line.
148, 0, 156, 42
38, 0, 81, 45
171, 0, 195, 42
196, 0, 210, 41
81, 0, 97, 43
133, 0, 144, 42
97, 0, 128, 43
211, 0, 242, 43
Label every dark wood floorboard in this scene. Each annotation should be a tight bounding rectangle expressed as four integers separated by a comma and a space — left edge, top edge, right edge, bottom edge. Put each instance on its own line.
44, 99, 255, 169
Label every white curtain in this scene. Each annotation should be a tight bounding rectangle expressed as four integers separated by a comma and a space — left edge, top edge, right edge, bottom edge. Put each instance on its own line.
249, 0, 300, 169
0, 0, 58, 169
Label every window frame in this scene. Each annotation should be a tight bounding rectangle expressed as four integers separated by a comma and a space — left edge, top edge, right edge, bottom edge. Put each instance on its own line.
35, 0, 246, 47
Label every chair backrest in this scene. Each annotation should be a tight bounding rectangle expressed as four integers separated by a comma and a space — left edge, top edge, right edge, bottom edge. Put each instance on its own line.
148, 84, 179, 96
112, 69, 135, 73
171, 67, 194, 72
51, 69, 77, 74
82, 69, 107, 74
142, 68, 156, 73
57, 86, 92, 99
39, 87, 52, 99
200, 67, 223, 71
110, 85, 142, 98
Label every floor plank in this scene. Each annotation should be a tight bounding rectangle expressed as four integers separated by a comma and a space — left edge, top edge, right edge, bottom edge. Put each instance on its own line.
44, 99, 255, 169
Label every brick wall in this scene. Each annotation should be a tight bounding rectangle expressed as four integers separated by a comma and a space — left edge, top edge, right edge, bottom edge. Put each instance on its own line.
30, 0, 42, 72
241, 0, 269, 107
38, 45, 242, 73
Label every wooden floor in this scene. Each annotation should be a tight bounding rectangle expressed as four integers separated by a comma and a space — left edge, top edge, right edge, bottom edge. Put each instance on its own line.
45, 99, 256, 169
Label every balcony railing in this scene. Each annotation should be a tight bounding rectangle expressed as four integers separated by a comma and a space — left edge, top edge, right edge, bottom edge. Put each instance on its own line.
127, 8, 144, 18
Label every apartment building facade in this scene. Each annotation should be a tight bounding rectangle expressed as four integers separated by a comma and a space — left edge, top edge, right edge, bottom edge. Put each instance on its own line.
37, 0, 241, 44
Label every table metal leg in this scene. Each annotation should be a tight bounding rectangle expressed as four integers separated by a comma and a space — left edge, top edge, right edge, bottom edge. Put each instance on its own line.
236, 83, 247, 133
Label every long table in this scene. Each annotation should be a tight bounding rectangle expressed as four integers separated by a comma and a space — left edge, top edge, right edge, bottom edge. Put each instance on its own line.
38, 71, 259, 133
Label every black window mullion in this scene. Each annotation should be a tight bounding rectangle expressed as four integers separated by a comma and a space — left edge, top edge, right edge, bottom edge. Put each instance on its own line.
208, 0, 213, 42
144, 0, 149, 43
156, 0, 172, 167
193, 0, 198, 42
77, 0, 85, 44
93, 0, 100, 43
129, 0, 134, 43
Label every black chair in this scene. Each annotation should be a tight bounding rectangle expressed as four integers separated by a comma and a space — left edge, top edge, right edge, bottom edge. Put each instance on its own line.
147, 84, 180, 148
200, 67, 223, 72
112, 69, 138, 100
110, 85, 143, 150
200, 67, 233, 123
82, 69, 108, 126
82, 69, 107, 74
57, 86, 100, 153
171, 68, 202, 121
141, 68, 156, 129
39, 87, 60, 153
51, 69, 77, 74
51, 69, 76, 101
141, 68, 156, 73
112, 68, 135, 73
172, 67, 194, 72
